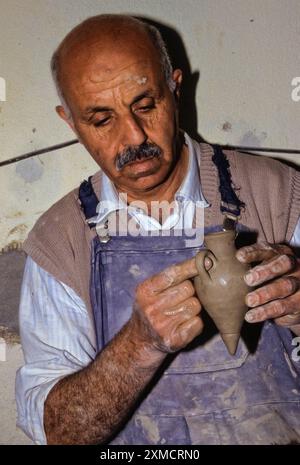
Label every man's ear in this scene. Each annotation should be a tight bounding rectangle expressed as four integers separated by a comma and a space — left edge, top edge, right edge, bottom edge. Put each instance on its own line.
56, 105, 83, 144
172, 69, 183, 101
56, 105, 76, 133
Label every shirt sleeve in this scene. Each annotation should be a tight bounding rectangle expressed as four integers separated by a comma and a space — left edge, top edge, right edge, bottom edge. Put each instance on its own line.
290, 216, 300, 248
15, 256, 97, 445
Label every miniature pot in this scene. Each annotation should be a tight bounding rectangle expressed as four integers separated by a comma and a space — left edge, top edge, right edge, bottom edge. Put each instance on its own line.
194, 229, 250, 355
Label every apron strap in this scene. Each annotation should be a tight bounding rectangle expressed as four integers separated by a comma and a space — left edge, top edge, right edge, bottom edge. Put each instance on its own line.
212, 145, 245, 230
78, 176, 98, 228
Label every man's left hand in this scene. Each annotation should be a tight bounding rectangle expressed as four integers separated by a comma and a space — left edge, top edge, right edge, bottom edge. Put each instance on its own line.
236, 242, 300, 335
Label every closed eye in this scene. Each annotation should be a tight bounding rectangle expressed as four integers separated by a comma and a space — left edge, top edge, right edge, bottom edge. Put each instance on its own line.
93, 116, 111, 127
136, 103, 156, 113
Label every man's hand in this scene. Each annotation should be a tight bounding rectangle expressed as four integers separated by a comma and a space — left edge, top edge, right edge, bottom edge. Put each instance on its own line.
236, 242, 300, 335
130, 258, 203, 354
44, 258, 202, 445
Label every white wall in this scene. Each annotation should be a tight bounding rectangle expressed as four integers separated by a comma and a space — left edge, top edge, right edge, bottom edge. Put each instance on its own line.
0, 0, 299, 445
0, 343, 32, 444
0, 0, 299, 251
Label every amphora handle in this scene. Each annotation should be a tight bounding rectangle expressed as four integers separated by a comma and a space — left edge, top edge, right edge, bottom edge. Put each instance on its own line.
195, 249, 217, 280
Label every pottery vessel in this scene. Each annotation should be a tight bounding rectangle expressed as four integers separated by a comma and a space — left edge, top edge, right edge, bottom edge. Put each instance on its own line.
194, 229, 250, 355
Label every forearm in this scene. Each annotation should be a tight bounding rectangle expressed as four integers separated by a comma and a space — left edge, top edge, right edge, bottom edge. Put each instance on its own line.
44, 320, 166, 445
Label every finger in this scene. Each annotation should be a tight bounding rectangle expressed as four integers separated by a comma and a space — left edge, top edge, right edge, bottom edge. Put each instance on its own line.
145, 258, 198, 295
236, 242, 292, 264
245, 292, 300, 323
246, 276, 299, 307
149, 280, 196, 310
244, 254, 297, 286
177, 316, 204, 345
163, 296, 201, 319
274, 315, 300, 328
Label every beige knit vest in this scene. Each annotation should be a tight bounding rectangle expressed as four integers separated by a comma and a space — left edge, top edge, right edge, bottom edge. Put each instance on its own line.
23, 142, 300, 318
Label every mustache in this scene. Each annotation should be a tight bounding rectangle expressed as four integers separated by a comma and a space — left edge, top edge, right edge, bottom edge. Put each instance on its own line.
115, 142, 162, 171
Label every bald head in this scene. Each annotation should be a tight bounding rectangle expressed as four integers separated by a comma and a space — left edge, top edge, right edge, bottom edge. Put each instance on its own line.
51, 14, 174, 112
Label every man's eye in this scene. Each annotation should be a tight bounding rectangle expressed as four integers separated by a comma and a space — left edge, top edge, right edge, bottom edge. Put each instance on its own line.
136, 104, 155, 113
93, 116, 111, 127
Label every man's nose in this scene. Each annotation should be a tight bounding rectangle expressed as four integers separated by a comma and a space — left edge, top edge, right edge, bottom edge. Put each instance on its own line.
119, 113, 147, 148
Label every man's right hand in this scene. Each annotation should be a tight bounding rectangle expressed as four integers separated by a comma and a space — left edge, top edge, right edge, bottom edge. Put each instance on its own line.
44, 257, 203, 445
130, 258, 203, 354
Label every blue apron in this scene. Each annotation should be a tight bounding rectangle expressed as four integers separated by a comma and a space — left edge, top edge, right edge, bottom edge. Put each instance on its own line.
79, 147, 300, 445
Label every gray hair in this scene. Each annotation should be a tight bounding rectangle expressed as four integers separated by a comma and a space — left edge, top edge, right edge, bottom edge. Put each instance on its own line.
145, 23, 175, 91
50, 16, 175, 117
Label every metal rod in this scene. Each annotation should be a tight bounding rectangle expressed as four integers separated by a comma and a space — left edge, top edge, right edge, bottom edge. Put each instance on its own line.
223, 145, 300, 155
0, 139, 79, 167
0, 139, 299, 168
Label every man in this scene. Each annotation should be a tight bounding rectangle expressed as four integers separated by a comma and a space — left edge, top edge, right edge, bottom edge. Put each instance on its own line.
16, 14, 300, 445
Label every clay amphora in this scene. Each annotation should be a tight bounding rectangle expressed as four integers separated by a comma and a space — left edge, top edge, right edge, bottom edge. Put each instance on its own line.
194, 229, 250, 355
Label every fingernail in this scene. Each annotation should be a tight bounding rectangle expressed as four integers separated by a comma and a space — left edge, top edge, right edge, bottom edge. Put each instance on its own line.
245, 311, 255, 322
271, 264, 282, 273
245, 272, 254, 285
247, 294, 258, 306
236, 251, 245, 261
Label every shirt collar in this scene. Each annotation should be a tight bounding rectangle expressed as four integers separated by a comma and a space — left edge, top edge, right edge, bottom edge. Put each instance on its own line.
176, 133, 209, 205
93, 132, 209, 225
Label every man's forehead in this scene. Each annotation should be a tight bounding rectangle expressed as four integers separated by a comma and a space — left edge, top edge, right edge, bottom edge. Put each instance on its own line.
73, 71, 162, 114
61, 45, 163, 104
60, 23, 159, 71
62, 38, 160, 81
79, 56, 157, 82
